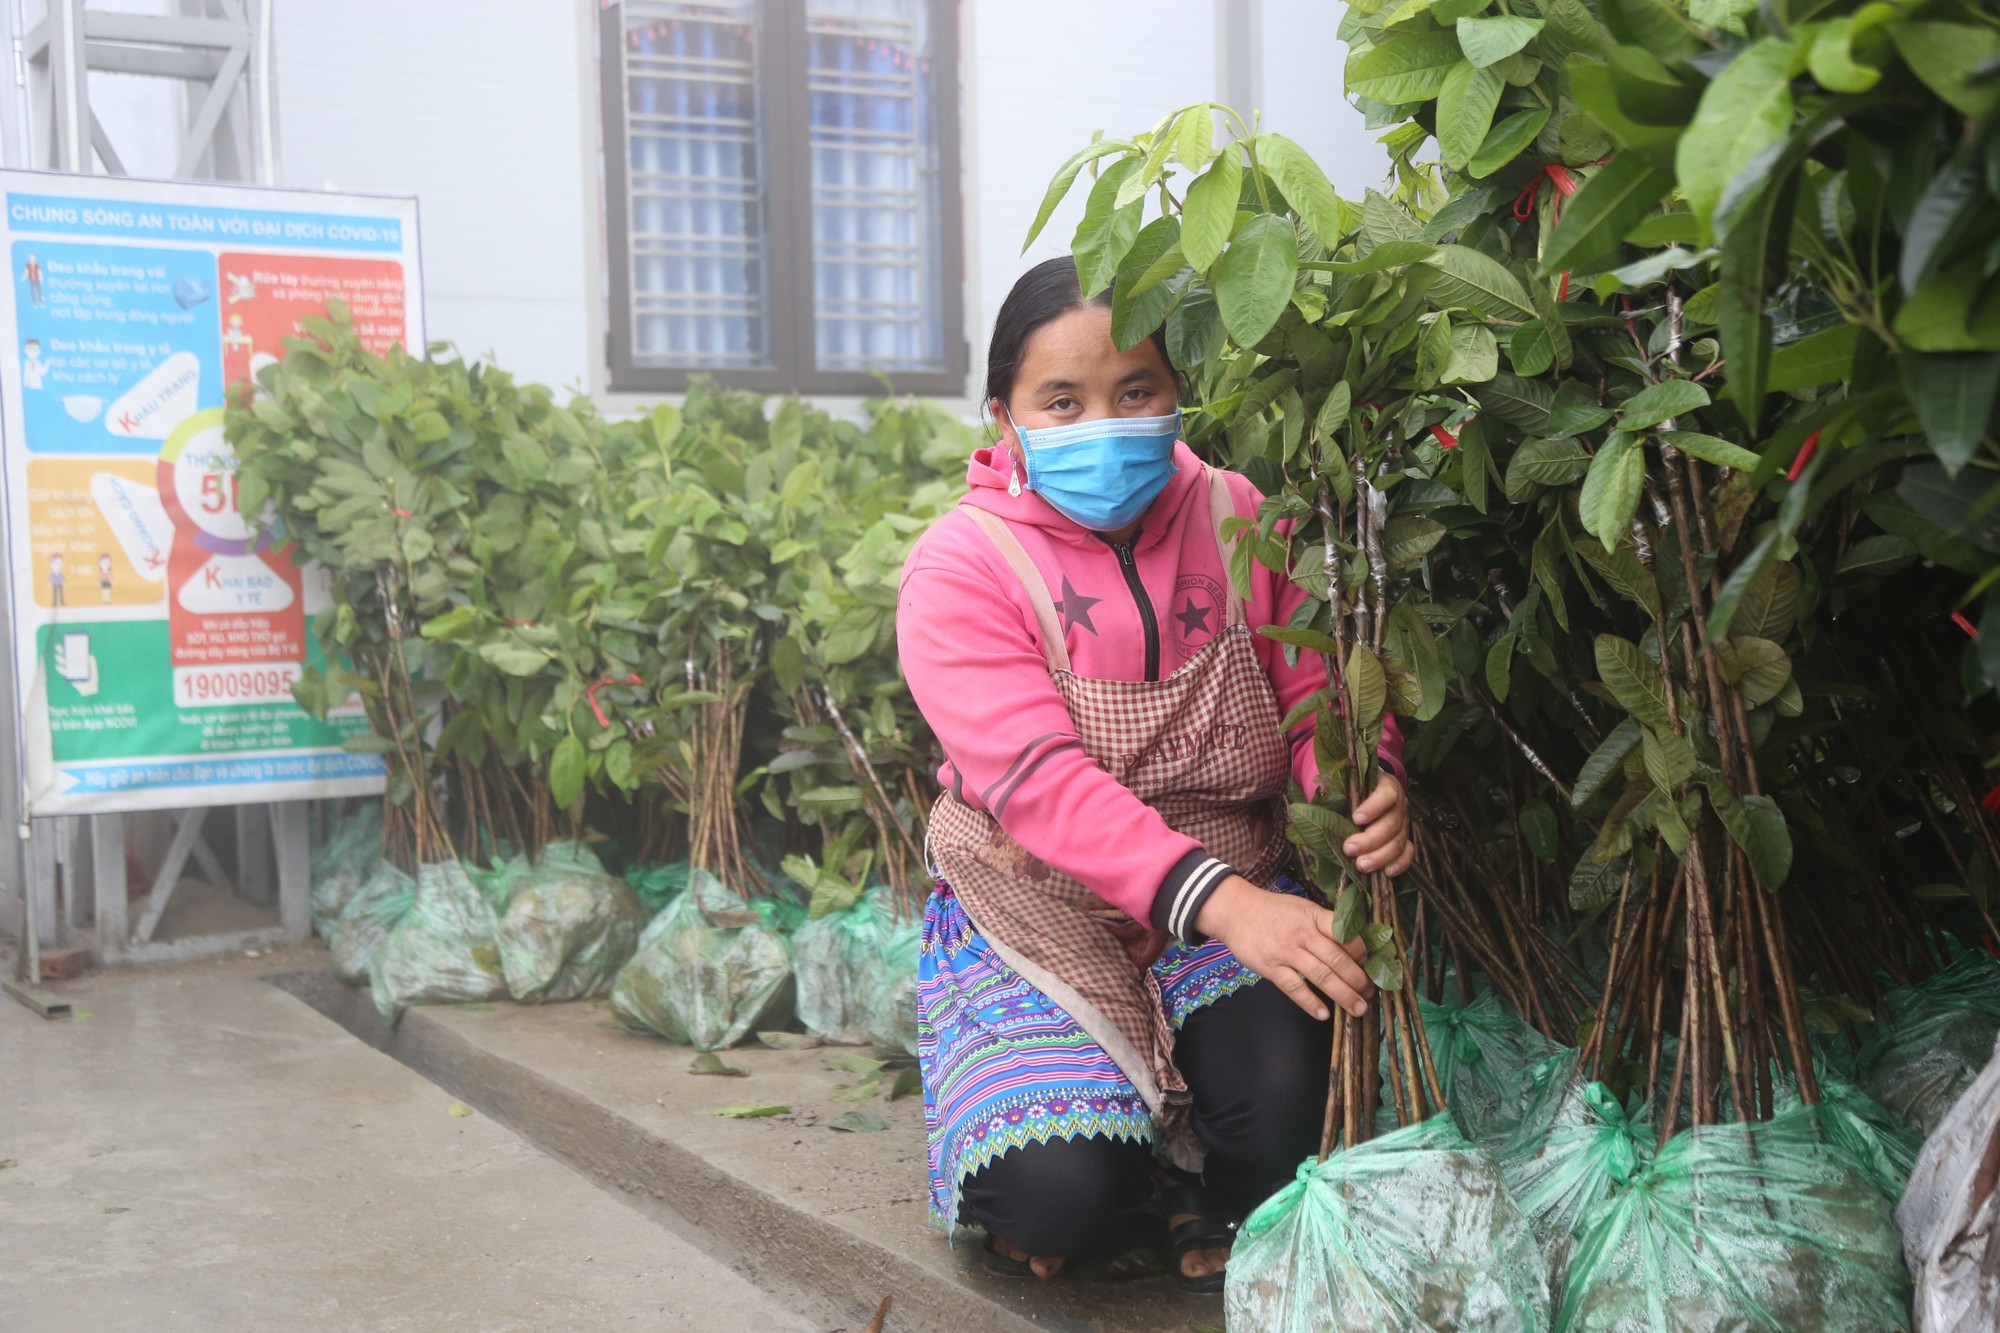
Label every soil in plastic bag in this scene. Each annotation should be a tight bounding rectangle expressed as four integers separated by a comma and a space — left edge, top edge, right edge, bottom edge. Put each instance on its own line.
369, 861, 505, 1020
310, 803, 382, 939
609, 869, 794, 1050
327, 861, 414, 986
866, 911, 920, 1057
1500, 1053, 1654, 1288
1858, 950, 2000, 1139
1763, 1067, 1921, 1204
791, 889, 920, 1051
493, 841, 647, 1002
1419, 989, 1568, 1145
625, 861, 692, 916
1224, 1115, 1552, 1332
1555, 1106, 1911, 1332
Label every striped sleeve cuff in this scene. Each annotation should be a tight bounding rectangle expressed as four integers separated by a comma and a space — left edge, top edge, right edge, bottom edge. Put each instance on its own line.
1151, 849, 1236, 943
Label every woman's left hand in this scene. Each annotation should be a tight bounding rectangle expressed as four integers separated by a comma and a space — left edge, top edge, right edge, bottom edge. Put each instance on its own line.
1344, 772, 1414, 876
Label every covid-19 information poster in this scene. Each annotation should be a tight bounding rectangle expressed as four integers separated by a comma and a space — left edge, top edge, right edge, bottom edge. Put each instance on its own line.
0, 171, 420, 815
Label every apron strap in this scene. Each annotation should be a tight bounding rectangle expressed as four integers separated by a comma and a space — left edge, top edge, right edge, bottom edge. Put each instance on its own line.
1205, 467, 1248, 627
962, 506, 1073, 674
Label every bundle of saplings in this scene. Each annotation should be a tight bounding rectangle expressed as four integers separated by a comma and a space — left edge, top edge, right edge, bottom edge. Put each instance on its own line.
610, 870, 794, 1050
491, 842, 647, 1002
1049, 0, 2000, 1313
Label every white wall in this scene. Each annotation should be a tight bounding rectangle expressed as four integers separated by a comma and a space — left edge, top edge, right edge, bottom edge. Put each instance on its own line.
1257, 0, 1387, 199
960, 0, 1221, 408
272, 0, 596, 394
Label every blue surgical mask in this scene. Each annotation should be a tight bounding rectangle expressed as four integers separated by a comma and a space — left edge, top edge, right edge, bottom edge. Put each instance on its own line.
1008, 410, 1182, 532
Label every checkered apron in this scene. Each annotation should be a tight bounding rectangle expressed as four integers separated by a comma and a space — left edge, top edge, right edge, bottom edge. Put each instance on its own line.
926, 467, 1293, 1167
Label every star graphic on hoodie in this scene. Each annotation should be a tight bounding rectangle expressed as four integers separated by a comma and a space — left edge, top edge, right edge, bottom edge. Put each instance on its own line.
1053, 577, 1101, 635
1174, 598, 1212, 637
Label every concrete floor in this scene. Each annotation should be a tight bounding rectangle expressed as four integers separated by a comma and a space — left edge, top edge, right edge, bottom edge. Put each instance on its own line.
0, 946, 813, 1332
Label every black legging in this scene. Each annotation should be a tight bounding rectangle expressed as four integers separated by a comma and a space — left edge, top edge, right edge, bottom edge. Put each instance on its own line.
957, 978, 1334, 1257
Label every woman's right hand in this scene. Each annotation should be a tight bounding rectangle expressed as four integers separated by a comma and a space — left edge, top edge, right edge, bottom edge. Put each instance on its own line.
1192, 876, 1374, 1021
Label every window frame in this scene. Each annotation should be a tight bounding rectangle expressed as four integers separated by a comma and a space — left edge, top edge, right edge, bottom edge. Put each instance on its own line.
600, 0, 967, 396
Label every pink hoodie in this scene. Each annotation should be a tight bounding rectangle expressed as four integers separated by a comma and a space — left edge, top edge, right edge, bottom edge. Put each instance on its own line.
898, 441, 1404, 937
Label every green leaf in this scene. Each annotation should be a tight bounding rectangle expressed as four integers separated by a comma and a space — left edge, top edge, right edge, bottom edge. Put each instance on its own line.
1257, 133, 1349, 249
1889, 22, 2000, 120
1709, 786, 1793, 887
1836, 533, 1919, 577
1619, 380, 1709, 431
820, 608, 884, 666
1657, 431, 1758, 471
1909, 353, 2000, 476
1331, 885, 1366, 942
1706, 530, 1781, 642
1347, 643, 1387, 729
1573, 719, 1643, 807
828, 1109, 888, 1133
1180, 149, 1243, 271
714, 1104, 791, 1119
1486, 633, 1516, 701
1727, 636, 1792, 705
550, 733, 586, 809
1896, 255, 2000, 353
1175, 104, 1215, 169
1424, 245, 1537, 323
1509, 320, 1554, 376
1470, 108, 1552, 179
1314, 382, 1352, 441
1443, 323, 1499, 383
1289, 802, 1361, 866
1438, 61, 1505, 172
1315, 240, 1435, 274
1213, 214, 1300, 348
1382, 515, 1448, 568
1545, 382, 1614, 438
1024, 137, 1135, 250
1641, 726, 1697, 791
1595, 634, 1673, 729
1541, 155, 1674, 275
478, 640, 553, 677
1456, 15, 1544, 67
1260, 625, 1343, 654
1073, 158, 1145, 299
1570, 856, 1627, 913
1365, 955, 1407, 991
1806, 18, 1880, 94
1764, 325, 1858, 392
1575, 539, 1662, 619
1676, 39, 1794, 241
1347, 32, 1465, 104
1580, 431, 1645, 549
1110, 216, 1184, 351
689, 1052, 749, 1077
1519, 799, 1559, 863
1505, 436, 1592, 500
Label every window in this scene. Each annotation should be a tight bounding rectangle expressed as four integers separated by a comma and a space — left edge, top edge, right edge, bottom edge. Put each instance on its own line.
601, 0, 965, 394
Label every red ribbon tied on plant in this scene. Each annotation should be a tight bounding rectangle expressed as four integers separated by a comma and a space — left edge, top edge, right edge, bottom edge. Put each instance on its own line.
586, 673, 645, 728
1952, 611, 1979, 639
1785, 429, 1821, 483
1513, 164, 1582, 226
1981, 785, 2000, 816
1429, 423, 1459, 449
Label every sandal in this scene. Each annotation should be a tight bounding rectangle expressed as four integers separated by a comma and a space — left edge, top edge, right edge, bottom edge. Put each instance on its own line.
1160, 1182, 1236, 1294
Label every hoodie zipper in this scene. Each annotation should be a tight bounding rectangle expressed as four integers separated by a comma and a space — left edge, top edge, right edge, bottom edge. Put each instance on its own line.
1108, 538, 1161, 682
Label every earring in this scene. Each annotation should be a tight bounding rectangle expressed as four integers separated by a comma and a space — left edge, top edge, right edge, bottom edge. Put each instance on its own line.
1008, 460, 1022, 497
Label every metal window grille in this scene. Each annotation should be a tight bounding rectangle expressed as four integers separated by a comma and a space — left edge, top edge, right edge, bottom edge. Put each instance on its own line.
602, 0, 963, 394
806, 0, 945, 373
620, 2, 772, 369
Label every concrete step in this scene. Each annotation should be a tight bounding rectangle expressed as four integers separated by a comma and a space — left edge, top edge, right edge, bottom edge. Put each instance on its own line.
273, 970, 1224, 1333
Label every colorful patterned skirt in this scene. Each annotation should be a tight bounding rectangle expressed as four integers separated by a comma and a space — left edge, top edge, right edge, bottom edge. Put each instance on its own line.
918, 877, 1298, 1228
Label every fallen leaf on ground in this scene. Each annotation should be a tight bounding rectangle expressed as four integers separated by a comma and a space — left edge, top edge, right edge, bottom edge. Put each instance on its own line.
825, 1052, 885, 1076
888, 1067, 922, 1101
757, 1031, 821, 1049
688, 1052, 748, 1077
715, 1104, 790, 1119
103, 1206, 130, 1214
0, 1159, 16, 1169
454, 1002, 498, 1012
447, 1102, 474, 1117
829, 1109, 887, 1133
864, 1295, 891, 1333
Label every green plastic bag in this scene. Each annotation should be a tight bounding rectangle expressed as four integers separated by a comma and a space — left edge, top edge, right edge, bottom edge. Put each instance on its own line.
370, 861, 505, 1019
1500, 1054, 1654, 1287
327, 861, 414, 986
792, 891, 891, 1044
494, 842, 647, 1002
625, 861, 691, 916
1759, 1065, 1921, 1203
1858, 951, 2000, 1138
1555, 1107, 1911, 1332
310, 803, 382, 939
609, 870, 794, 1050
865, 911, 920, 1057
1224, 1115, 1552, 1332
1420, 990, 1568, 1145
